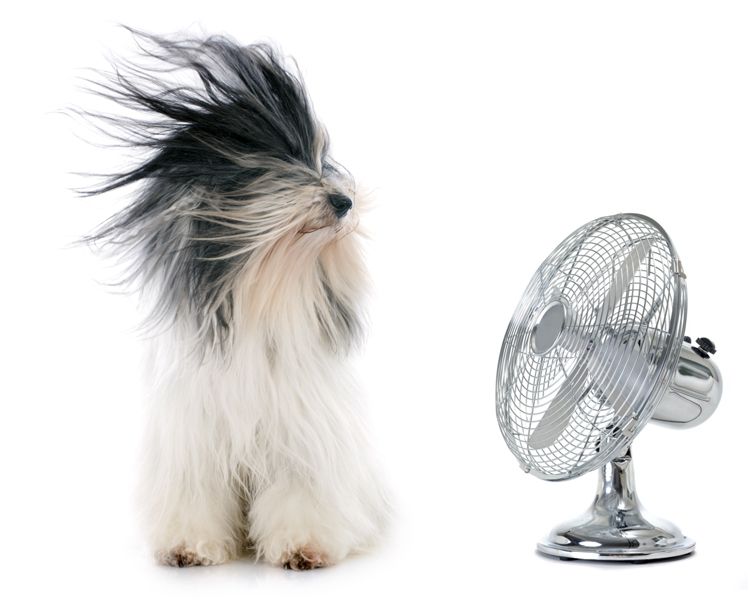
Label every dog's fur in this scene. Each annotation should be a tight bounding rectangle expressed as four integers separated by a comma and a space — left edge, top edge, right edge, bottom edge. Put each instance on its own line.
83, 31, 388, 569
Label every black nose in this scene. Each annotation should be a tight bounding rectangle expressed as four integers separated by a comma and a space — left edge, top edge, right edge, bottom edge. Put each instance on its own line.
328, 193, 353, 218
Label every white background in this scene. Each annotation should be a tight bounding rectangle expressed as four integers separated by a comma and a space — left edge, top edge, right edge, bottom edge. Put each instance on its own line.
1, 1, 748, 598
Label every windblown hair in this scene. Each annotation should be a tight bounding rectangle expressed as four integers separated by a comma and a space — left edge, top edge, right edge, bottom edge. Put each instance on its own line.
82, 30, 387, 570
84, 30, 359, 352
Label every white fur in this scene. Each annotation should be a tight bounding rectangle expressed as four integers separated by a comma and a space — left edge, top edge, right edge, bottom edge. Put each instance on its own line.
137, 206, 389, 568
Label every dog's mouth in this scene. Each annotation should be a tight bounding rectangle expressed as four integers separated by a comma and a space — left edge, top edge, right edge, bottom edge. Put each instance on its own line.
299, 215, 353, 236
299, 224, 328, 234
299, 217, 357, 238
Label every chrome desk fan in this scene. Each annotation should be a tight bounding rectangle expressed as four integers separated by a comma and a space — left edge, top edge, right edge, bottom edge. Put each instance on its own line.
495, 214, 722, 561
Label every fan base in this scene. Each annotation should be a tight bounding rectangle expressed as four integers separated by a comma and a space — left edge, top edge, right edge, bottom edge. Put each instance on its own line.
536, 448, 696, 562
537, 526, 695, 562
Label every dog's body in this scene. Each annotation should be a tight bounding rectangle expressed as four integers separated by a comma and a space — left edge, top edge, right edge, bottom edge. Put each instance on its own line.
85, 32, 387, 569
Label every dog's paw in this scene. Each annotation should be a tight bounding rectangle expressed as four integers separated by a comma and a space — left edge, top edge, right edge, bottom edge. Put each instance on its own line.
281, 546, 329, 571
156, 545, 226, 568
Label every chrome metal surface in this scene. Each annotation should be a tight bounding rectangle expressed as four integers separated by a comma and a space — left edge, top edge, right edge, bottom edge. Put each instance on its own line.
531, 301, 566, 354
651, 342, 722, 428
496, 214, 687, 480
537, 448, 695, 561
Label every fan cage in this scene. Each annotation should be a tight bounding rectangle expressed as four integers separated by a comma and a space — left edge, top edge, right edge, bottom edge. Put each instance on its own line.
496, 214, 686, 481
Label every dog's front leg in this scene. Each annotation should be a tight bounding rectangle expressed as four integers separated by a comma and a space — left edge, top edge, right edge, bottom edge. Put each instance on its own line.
248, 475, 340, 570
139, 365, 245, 567
248, 376, 389, 570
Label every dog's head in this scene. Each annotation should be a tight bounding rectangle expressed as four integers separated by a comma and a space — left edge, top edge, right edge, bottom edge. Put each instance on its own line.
84, 30, 364, 351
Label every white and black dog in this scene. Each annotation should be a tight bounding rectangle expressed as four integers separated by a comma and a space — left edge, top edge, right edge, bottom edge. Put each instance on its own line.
83, 31, 388, 570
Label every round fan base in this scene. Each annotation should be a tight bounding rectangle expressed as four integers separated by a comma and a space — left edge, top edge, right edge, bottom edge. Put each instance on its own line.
536, 448, 696, 562
537, 526, 695, 562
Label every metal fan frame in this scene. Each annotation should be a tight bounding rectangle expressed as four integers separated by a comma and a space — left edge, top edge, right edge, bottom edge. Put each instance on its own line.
496, 213, 687, 482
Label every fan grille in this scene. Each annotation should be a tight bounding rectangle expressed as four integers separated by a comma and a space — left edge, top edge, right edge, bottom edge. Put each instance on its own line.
496, 214, 686, 480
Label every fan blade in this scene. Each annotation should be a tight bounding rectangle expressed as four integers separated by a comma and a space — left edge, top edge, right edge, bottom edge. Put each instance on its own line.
595, 239, 653, 323
589, 341, 652, 425
529, 359, 590, 449
528, 239, 654, 450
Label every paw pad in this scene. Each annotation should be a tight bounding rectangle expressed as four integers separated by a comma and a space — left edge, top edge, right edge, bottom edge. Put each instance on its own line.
281, 548, 328, 571
158, 547, 209, 568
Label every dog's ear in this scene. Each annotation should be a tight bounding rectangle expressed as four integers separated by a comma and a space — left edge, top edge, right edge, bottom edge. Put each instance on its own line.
79, 30, 329, 349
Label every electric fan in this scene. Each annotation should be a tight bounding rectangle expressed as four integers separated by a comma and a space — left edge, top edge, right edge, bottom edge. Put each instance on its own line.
495, 213, 722, 561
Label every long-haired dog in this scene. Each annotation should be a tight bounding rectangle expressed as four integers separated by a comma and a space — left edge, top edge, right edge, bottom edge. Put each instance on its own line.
83, 30, 388, 570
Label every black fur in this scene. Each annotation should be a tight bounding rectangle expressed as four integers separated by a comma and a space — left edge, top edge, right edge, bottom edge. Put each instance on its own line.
82, 30, 338, 349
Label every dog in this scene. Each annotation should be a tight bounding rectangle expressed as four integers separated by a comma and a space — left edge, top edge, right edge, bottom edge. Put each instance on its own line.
82, 30, 388, 570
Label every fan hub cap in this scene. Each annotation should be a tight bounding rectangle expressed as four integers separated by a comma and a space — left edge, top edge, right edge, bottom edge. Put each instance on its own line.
531, 301, 566, 354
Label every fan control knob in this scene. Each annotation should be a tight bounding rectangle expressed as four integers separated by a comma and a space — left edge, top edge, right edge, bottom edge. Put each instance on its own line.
696, 337, 716, 355
692, 346, 710, 359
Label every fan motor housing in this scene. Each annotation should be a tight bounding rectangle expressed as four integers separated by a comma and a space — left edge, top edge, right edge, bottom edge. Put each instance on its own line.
651, 341, 722, 428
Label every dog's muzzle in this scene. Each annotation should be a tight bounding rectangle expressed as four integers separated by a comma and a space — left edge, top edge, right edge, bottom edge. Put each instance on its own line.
328, 193, 353, 218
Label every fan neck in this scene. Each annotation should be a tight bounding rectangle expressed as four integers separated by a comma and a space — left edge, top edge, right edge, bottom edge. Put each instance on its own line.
593, 447, 641, 514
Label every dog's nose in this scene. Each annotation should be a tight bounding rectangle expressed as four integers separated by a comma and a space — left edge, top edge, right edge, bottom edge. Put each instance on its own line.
328, 193, 353, 218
